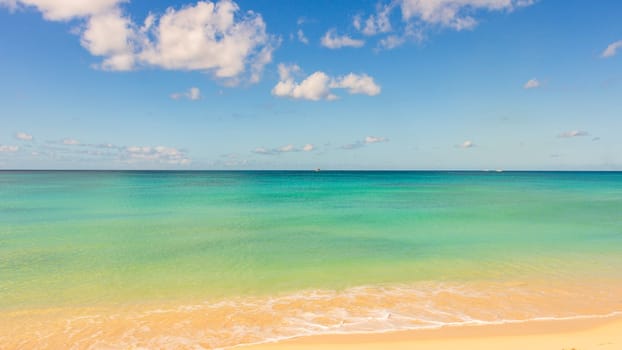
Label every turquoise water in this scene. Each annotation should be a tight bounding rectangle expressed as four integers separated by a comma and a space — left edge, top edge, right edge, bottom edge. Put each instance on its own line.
2, 171, 622, 311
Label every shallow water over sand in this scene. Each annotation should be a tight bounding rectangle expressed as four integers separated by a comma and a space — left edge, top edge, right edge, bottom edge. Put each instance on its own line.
1, 171, 621, 348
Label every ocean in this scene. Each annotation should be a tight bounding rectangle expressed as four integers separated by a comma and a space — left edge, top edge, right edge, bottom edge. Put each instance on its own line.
1, 171, 621, 348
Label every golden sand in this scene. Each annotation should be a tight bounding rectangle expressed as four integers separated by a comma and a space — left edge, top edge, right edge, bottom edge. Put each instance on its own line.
244, 315, 622, 350
1, 280, 621, 349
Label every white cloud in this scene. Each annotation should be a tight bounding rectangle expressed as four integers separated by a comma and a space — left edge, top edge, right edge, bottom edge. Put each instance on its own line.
1, 0, 276, 83
278, 144, 295, 152
364, 136, 388, 144
0, 145, 19, 152
272, 64, 336, 101
601, 40, 622, 58
376, 23, 424, 50
558, 130, 589, 138
361, 4, 393, 36
0, 0, 124, 20
378, 35, 405, 50
138, 1, 275, 82
171, 87, 202, 101
297, 29, 309, 44
365, 0, 533, 50
31, 138, 191, 166
353, 14, 362, 31
252, 143, 315, 155
124, 145, 190, 165
15, 132, 33, 141
458, 140, 475, 148
80, 7, 136, 71
252, 147, 271, 155
272, 64, 380, 101
330, 73, 381, 96
399, 0, 533, 31
523, 78, 540, 89
0, 0, 17, 11
342, 136, 389, 150
321, 29, 365, 49
63, 138, 80, 145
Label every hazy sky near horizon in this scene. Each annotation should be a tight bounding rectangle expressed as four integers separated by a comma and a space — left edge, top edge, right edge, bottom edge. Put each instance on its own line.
1, 0, 621, 170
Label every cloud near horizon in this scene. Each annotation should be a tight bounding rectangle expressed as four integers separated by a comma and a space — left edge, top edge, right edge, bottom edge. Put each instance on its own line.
15, 132, 33, 141
0, 145, 20, 152
558, 130, 589, 138
26, 138, 191, 165
63, 138, 80, 145
252, 143, 315, 155
458, 140, 475, 148
124, 145, 191, 165
342, 136, 389, 150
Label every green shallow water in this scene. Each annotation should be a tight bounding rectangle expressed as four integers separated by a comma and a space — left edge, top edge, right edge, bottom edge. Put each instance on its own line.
1, 171, 622, 310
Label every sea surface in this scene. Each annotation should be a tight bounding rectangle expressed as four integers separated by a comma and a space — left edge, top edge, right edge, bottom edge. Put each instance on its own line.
1, 171, 622, 349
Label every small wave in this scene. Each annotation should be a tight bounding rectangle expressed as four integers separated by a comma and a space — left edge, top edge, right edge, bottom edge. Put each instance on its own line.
226, 311, 622, 350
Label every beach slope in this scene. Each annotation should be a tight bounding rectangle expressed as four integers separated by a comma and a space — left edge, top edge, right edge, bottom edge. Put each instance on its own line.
245, 315, 622, 350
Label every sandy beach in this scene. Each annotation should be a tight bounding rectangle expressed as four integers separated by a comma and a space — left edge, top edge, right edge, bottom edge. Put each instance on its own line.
245, 315, 622, 350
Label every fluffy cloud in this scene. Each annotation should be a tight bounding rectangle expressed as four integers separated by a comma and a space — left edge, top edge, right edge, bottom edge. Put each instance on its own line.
138, 1, 275, 82
0, 145, 19, 152
272, 64, 335, 101
1, 0, 276, 83
458, 140, 475, 148
252, 143, 315, 155
330, 73, 381, 96
297, 29, 309, 44
342, 136, 389, 150
15, 132, 33, 141
0, 0, 124, 20
80, 7, 136, 71
558, 130, 589, 138
523, 78, 540, 89
171, 87, 202, 101
601, 40, 622, 58
272, 64, 381, 101
321, 29, 365, 49
399, 0, 533, 31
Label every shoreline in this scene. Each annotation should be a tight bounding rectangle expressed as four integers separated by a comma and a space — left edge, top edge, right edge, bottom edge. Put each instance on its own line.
242, 313, 622, 350
2, 280, 621, 349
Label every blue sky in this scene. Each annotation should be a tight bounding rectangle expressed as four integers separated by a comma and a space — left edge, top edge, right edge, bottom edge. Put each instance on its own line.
0, 0, 621, 170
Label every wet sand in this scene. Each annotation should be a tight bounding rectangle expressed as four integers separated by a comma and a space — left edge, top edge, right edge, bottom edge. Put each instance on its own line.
245, 314, 622, 350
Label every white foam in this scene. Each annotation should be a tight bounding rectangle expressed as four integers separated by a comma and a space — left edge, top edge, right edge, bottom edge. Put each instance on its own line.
224, 311, 622, 350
